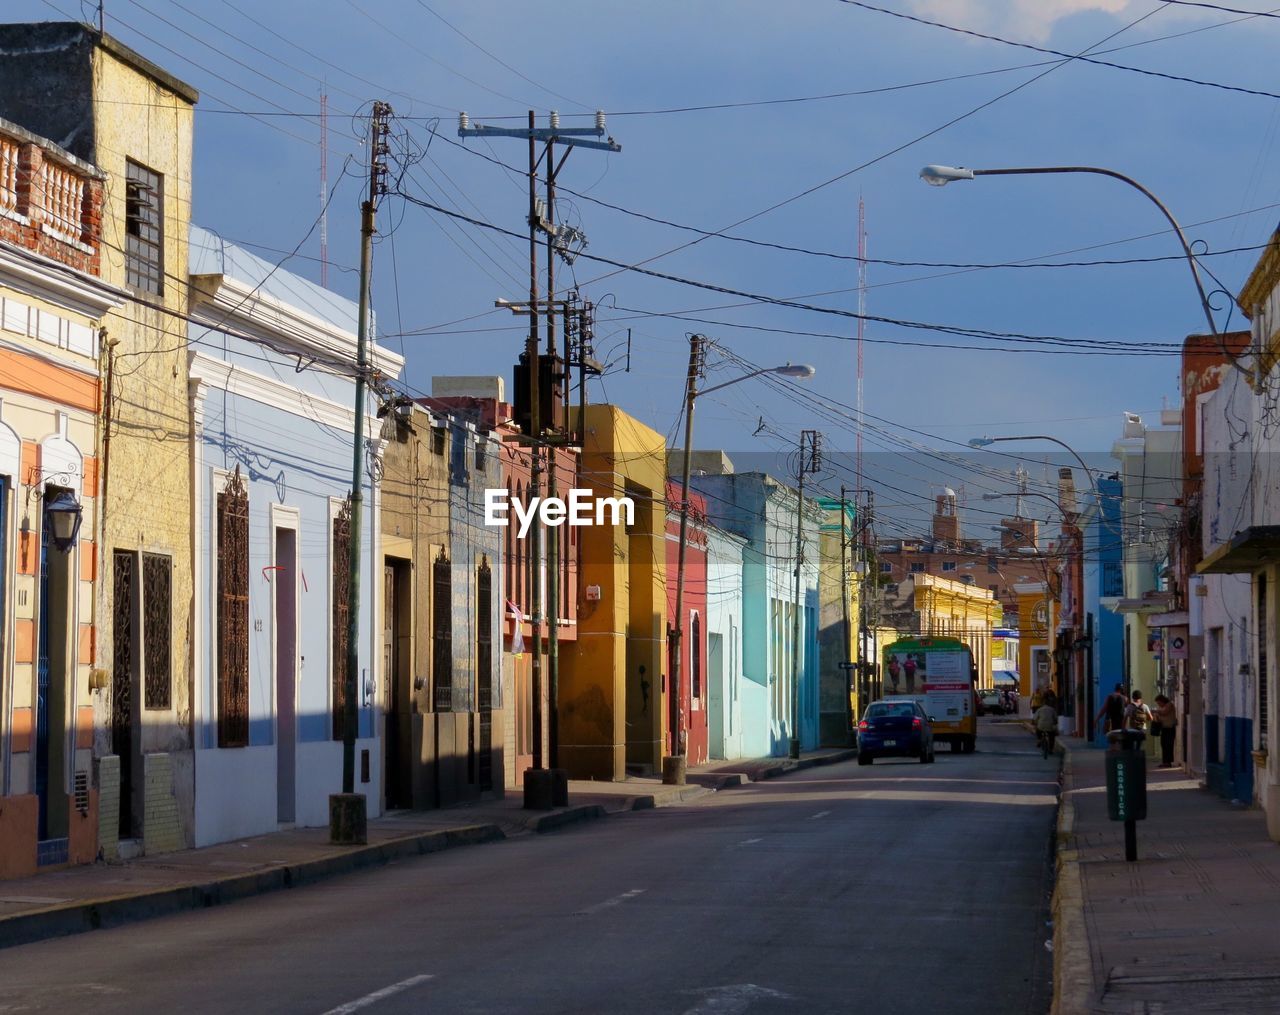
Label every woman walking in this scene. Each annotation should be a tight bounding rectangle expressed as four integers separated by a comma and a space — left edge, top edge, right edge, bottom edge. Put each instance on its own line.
1153, 694, 1178, 768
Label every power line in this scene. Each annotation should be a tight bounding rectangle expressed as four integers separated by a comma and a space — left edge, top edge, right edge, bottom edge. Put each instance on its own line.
838, 0, 1280, 102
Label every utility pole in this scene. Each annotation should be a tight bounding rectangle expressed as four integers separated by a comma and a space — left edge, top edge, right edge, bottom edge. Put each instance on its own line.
331, 100, 391, 844
459, 109, 619, 806
840, 486, 853, 744
790, 430, 822, 760
665, 334, 707, 785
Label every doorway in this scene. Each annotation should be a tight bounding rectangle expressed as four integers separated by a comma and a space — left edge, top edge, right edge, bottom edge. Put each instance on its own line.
383, 559, 412, 810
274, 526, 297, 825
708, 632, 724, 759
111, 549, 137, 840
37, 506, 73, 849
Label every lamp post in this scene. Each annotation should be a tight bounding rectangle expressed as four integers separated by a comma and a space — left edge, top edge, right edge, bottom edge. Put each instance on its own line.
919, 163, 1218, 337
968, 434, 1097, 504
664, 338, 814, 784
43, 491, 83, 552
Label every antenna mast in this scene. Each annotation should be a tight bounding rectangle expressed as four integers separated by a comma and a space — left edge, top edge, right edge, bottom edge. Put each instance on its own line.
319, 90, 329, 288
856, 195, 866, 498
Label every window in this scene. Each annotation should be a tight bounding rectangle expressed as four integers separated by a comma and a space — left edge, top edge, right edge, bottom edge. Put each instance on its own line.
433, 549, 453, 711
125, 160, 163, 295
942, 561, 957, 572
879, 562, 892, 573
1102, 561, 1123, 597
691, 612, 702, 699
216, 469, 249, 747
432, 426, 446, 457
477, 557, 493, 790
910, 563, 925, 573
331, 496, 352, 741
142, 553, 172, 709
474, 441, 486, 472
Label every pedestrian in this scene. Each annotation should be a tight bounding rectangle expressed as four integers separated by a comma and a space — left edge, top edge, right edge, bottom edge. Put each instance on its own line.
1153, 694, 1178, 767
1031, 687, 1044, 710
1034, 696, 1059, 758
1125, 689, 1153, 733
1095, 683, 1127, 734
903, 655, 918, 694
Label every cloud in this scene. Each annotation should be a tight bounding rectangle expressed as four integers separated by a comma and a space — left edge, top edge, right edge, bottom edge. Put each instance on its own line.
904, 0, 1139, 43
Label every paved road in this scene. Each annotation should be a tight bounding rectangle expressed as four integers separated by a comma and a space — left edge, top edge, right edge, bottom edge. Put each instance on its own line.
0, 721, 1058, 1015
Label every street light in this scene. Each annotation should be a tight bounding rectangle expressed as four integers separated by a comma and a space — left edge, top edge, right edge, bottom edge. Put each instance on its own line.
968, 434, 1097, 504
664, 340, 815, 785
919, 163, 1219, 338
43, 490, 83, 552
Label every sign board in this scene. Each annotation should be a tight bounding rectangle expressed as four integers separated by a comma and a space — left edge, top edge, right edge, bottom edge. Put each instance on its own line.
882, 637, 974, 726
1106, 751, 1148, 821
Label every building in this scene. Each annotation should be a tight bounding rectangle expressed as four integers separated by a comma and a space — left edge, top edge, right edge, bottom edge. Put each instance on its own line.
704, 522, 747, 761
560, 403, 666, 779
0, 115, 125, 876
0, 21, 199, 860
1078, 476, 1125, 744
186, 227, 403, 845
817, 496, 858, 746
665, 481, 709, 764
1106, 411, 1183, 722
691, 468, 823, 757
877, 490, 1048, 627
880, 573, 1002, 684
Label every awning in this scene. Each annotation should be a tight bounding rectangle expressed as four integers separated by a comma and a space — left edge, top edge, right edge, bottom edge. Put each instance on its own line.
1147, 611, 1189, 628
1197, 526, 1280, 575
1102, 592, 1173, 615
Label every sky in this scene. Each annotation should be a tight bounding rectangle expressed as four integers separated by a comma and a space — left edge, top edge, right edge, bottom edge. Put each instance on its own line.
9, 0, 1280, 539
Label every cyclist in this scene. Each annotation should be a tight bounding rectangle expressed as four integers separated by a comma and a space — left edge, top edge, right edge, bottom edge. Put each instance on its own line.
1034, 696, 1059, 758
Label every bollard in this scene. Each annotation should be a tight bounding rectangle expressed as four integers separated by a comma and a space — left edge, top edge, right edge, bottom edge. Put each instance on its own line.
1105, 729, 1148, 861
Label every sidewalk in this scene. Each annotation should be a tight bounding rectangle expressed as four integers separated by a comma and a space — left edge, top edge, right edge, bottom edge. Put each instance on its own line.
0, 748, 849, 950
1053, 736, 1280, 1014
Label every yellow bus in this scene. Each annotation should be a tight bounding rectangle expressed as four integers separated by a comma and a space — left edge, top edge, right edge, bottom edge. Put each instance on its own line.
880, 636, 977, 753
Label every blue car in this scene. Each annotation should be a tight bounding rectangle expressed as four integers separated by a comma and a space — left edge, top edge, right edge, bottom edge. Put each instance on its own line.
857, 699, 935, 764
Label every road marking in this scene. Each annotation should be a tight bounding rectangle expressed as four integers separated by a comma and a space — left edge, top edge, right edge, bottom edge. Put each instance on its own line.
681, 983, 790, 1014
809, 810, 831, 820
576, 888, 645, 915
321, 974, 434, 1014
739, 837, 762, 845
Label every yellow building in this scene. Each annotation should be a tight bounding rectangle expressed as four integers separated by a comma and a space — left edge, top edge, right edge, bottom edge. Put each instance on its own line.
883, 573, 1003, 680
1014, 581, 1058, 701
560, 404, 667, 780
817, 498, 859, 745
0, 24, 198, 857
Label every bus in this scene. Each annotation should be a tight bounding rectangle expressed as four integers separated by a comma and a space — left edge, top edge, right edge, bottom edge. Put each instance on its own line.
879, 636, 977, 753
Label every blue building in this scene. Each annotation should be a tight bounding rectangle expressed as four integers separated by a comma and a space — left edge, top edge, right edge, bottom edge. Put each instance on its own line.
186, 227, 403, 846
690, 470, 822, 757
1081, 475, 1124, 746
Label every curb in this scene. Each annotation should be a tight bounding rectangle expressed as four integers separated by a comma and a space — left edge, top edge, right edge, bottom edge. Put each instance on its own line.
524, 804, 607, 833
0, 822, 505, 952
1050, 745, 1096, 1015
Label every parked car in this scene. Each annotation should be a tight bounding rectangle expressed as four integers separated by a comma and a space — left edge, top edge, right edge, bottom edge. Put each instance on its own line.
978, 689, 1006, 716
857, 699, 935, 765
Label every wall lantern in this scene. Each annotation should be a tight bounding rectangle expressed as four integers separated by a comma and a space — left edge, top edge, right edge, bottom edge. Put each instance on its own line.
44, 490, 83, 551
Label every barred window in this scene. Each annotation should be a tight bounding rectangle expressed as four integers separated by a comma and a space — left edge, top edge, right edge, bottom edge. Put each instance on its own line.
331, 496, 352, 741
125, 160, 163, 295
477, 557, 492, 709
216, 469, 249, 748
691, 612, 702, 699
142, 553, 172, 709
433, 549, 453, 711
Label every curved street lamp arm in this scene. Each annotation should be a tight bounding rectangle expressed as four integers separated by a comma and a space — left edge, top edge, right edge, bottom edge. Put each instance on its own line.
972, 166, 1217, 336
